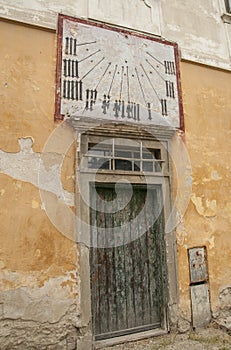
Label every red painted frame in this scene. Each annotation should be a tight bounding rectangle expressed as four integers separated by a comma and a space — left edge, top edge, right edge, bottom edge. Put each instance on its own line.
55, 14, 184, 131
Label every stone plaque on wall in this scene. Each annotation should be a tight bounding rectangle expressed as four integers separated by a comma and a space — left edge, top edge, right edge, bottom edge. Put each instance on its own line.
55, 15, 183, 129
188, 247, 208, 284
190, 284, 211, 328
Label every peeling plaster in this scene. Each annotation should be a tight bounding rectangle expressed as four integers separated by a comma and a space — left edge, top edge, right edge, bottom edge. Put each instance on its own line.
0, 137, 74, 206
0, 273, 79, 324
207, 235, 215, 250
176, 222, 188, 247
202, 170, 223, 183
31, 199, 40, 209
191, 193, 217, 217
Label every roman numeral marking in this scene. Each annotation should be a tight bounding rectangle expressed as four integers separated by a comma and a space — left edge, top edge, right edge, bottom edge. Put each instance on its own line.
85, 89, 97, 110
65, 37, 97, 55
161, 99, 167, 116
63, 80, 83, 101
102, 95, 110, 114
165, 81, 175, 98
164, 61, 176, 75
113, 100, 140, 121
63, 59, 79, 78
65, 37, 77, 55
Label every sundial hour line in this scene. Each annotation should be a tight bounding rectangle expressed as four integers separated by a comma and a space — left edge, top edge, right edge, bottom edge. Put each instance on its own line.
119, 66, 124, 101
126, 66, 130, 102
146, 52, 164, 66
78, 49, 101, 63
146, 51, 175, 75
140, 64, 161, 102
76, 40, 97, 46
65, 37, 97, 55
108, 64, 118, 96
135, 67, 152, 120
146, 59, 165, 82
135, 67, 147, 105
95, 62, 111, 90
80, 57, 105, 80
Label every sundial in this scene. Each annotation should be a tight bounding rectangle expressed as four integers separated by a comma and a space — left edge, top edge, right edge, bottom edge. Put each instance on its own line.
56, 15, 183, 128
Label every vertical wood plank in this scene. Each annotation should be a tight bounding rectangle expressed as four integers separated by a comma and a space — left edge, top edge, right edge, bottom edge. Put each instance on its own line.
105, 188, 117, 333
97, 188, 108, 334
113, 187, 127, 331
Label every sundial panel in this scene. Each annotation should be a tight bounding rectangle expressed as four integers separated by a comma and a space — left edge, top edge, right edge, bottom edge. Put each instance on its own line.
57, 15, 182, 128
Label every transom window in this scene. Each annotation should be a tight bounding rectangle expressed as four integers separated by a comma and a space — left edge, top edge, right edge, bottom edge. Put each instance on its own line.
85, 139, 164, 173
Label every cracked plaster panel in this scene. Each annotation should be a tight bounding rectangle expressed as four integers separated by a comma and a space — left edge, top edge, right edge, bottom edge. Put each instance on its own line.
0, 286, 80, 349
0, 137, 75, 205
0, 273, 80, 323
161, 0, 231, 70
0, 20, 55, 152
175, 61, 231, 313
0, 174, 78, 274
0, 0, 88, 29
0, 173, 80, 336
0, 318, 79, 350
88, 0, 161, 35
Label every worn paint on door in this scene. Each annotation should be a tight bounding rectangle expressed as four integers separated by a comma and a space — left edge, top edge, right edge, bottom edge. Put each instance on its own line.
90, 184, 166, 340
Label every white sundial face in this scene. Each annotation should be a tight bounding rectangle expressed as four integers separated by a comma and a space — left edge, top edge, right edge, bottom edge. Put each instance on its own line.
58, 17, 181, 128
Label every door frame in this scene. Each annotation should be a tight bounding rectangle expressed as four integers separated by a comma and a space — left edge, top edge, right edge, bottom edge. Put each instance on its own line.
73, 124, 179, 348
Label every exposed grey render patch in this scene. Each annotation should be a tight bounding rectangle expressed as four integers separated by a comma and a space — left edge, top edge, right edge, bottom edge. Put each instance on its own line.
0, 271, 81, 349
0, 271, 80, 324
0, 270, 81, 350
0, 310, 80, 350
214, 286, 231, 333
0, 137, 74, 206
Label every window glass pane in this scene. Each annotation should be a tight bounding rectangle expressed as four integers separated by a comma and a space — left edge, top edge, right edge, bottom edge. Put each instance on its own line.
88, 149, 111, 157
134, 152, 140, 158
115, 159, 132, 171
88, 157, 110, 169
154, 161, 162, 172
134, 161, 141, 171
143, 161, 154, 172
99, 160, 111, 170
142, 151, 153, 159
115, 150, 132, 158
154, 149, 161, 160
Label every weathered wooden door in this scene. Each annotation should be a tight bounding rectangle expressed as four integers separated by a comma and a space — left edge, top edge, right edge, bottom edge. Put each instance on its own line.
90, 184, 166, 340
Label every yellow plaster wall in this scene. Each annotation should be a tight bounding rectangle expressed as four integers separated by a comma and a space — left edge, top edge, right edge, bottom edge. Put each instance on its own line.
0, 20, 56, 152
0, 20, 78, 296
178, 61, 231, 316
